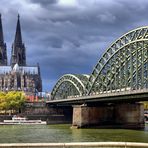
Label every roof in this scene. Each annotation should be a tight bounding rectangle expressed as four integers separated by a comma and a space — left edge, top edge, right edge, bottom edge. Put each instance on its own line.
0, 66, 11, 74
0, 65, 39, 75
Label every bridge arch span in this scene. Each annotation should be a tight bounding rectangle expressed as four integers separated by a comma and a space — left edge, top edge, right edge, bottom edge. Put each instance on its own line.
86, 26, 148, 95
51, 74, 89, 100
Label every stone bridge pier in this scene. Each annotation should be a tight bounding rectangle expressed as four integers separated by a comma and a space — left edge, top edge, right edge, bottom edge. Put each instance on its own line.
72, 103, 144, 129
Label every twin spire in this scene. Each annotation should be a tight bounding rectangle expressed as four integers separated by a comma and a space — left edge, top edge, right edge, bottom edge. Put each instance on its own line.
0, 14, 4, 45
14, 14, 22, 45
0, 14, 7, 65
0, 14, 26, 66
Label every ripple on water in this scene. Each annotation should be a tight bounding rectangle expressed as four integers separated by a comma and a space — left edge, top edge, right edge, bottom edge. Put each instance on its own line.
0, 124, 147, 143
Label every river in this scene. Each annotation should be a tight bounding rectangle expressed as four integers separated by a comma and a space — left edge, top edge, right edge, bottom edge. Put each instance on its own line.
0, 124, 148, 143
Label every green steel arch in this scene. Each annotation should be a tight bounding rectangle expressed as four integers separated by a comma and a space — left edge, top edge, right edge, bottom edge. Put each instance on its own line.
51, 74, 89, 100
86, 26, 148, 95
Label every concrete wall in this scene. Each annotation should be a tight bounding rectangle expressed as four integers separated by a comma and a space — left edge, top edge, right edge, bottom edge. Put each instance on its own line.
1, 142, 148, 147
115, 103, 144, 128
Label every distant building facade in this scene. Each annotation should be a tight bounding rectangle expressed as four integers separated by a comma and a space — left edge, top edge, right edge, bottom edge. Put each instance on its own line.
0, 15, 42, 93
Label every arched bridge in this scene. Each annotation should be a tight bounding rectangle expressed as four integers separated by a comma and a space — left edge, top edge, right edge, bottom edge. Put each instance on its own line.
49, 26, 148, 104
50, 74, 89, 100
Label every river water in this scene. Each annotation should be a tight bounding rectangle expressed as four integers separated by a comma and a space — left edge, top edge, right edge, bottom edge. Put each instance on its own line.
0, 124, 148, 143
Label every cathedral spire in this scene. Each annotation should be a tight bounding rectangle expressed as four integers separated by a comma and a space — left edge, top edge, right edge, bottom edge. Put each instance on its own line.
11, 15, 26, 67
14, 14, 22, 45
0, 14, 4, 45
0, 14, 7, 66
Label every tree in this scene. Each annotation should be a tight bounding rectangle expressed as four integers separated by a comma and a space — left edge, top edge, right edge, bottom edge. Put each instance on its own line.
144, 102, 148, 110
0, 91, 26, 114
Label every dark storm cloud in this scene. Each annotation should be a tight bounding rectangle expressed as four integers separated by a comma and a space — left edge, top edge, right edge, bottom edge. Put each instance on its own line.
0, 0, 148, 91
30, 0, 58, 6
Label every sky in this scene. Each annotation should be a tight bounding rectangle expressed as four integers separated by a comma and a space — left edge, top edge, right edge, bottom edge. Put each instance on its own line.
0, 0, 148, 92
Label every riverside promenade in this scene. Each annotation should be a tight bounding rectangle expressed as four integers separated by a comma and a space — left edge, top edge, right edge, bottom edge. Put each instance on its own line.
0, 142, 148, 147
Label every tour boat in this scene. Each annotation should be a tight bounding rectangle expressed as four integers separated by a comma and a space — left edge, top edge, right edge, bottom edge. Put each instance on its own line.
2, 115, 46, 125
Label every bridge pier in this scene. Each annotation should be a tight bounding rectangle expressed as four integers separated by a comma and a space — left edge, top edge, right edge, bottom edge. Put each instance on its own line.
115, 103, 144, 128
72, 104, 113, 128
72, 103, 144, 129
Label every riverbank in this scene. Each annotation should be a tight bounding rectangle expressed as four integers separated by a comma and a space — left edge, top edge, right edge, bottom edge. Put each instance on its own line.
0, 142, 148, 148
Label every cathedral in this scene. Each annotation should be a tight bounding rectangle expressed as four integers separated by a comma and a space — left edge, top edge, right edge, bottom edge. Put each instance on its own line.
0, 15, 42, 94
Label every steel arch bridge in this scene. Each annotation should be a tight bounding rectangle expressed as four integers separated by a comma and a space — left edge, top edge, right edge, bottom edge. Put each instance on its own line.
51, 74, 89, 100
51, 26, 148, 100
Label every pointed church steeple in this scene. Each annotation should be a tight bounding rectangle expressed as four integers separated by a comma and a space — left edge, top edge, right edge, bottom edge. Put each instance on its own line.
0, 14, 4, 45
0, 14, 7, 65
14, 14, 22, 45
11, 14, 26, 67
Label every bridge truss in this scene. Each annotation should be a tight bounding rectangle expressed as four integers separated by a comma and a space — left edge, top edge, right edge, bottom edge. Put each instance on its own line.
51, 27, 148, 100
51, 74, 89, 100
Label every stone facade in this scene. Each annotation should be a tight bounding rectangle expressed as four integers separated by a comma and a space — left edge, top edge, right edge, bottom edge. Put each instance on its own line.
0, 15, 42, 93
72, 103, 144, 128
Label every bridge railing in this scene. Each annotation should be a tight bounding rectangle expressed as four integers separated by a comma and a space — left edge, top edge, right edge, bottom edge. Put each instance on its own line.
89, 88, 148, 96
49, 88, 148, 102
1, 142, 148, 147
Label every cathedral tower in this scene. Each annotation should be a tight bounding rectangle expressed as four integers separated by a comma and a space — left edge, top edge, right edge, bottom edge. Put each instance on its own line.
0, 15, 42, 93
11, 15, 26, 67
0, 14, 7, 65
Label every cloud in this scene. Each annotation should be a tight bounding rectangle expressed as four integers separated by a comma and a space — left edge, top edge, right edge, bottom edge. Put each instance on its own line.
58, 0, 78, 7
0, 0, 148, 91
30, 0, 58, 6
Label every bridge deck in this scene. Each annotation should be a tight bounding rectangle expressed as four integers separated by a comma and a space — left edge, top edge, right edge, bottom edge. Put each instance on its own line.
47, 89, 148, 105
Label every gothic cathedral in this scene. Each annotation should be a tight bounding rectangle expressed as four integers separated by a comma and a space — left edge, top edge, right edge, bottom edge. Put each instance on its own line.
0, 15, 42, 94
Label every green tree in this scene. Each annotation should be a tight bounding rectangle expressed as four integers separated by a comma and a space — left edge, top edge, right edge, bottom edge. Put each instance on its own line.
144, 102, 148, 110
0, 91, 26, 114
0, 92, 7, 111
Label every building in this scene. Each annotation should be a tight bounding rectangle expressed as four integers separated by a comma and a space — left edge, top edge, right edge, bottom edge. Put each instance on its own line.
0, 14, 42, 94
